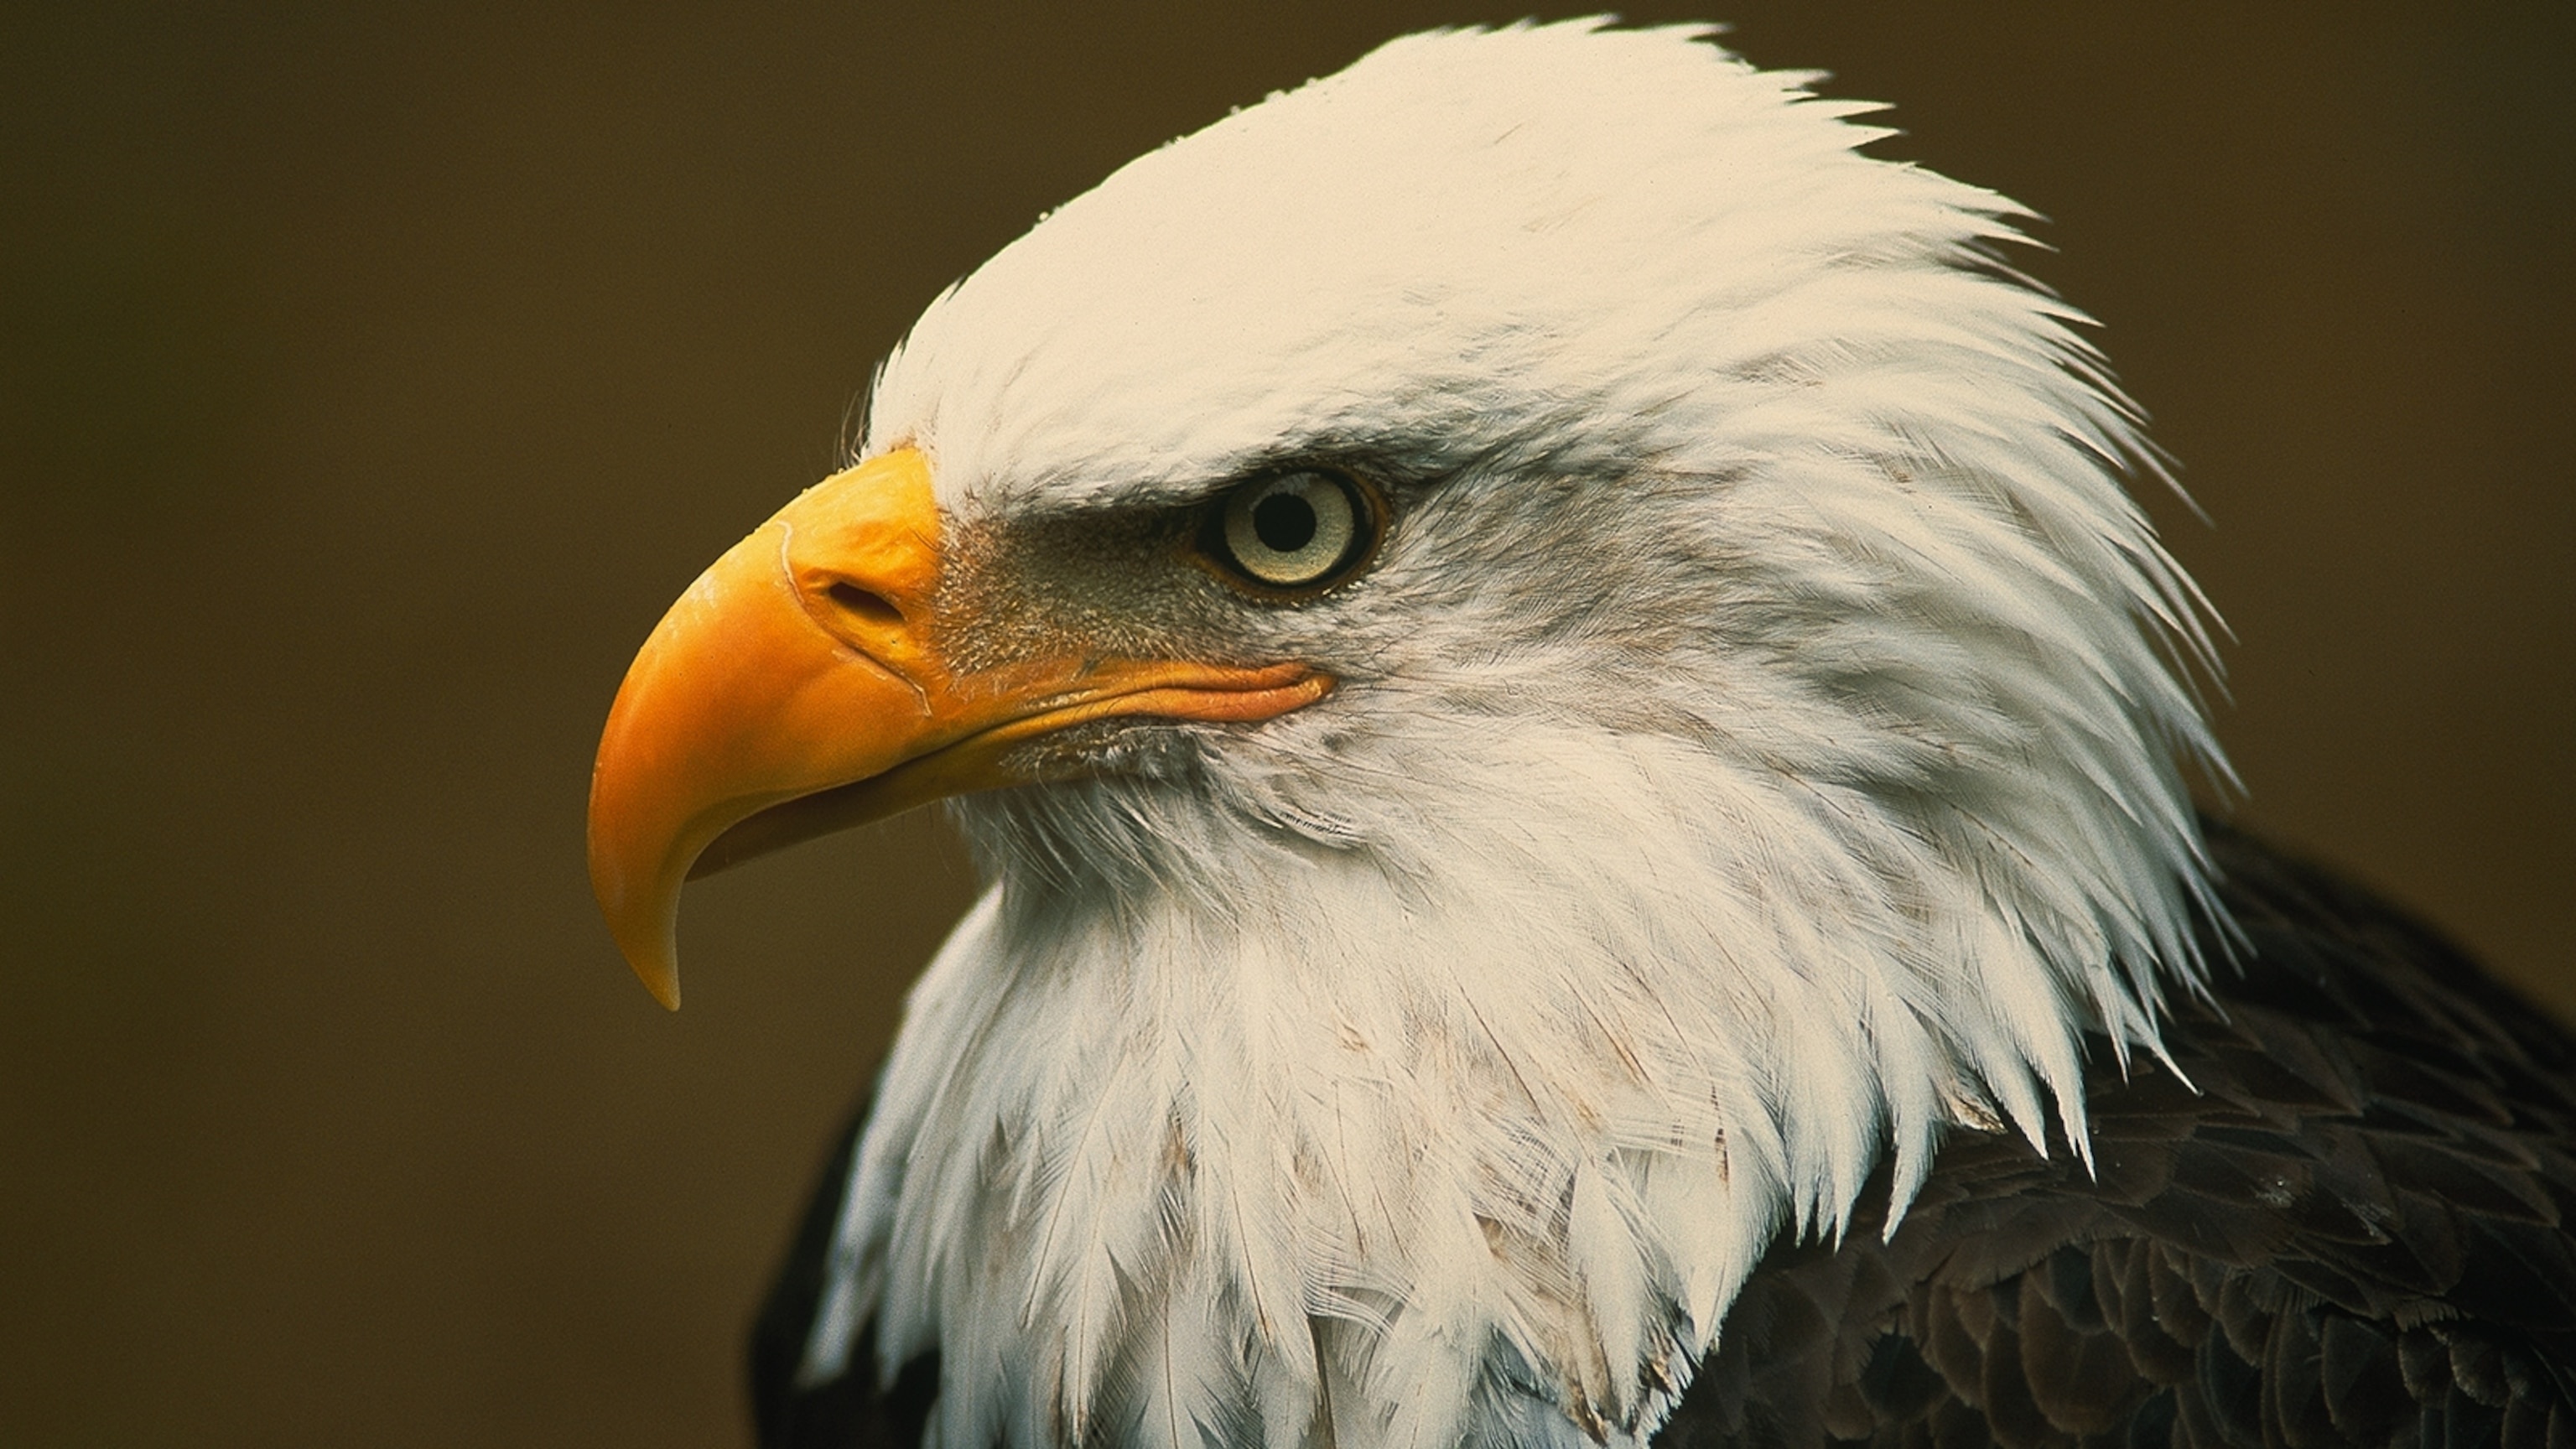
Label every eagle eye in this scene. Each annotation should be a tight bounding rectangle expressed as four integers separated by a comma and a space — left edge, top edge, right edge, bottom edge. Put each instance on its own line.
1207, 470, 1377, 593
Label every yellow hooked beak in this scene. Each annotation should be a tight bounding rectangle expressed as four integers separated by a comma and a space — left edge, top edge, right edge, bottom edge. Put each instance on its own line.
585, 448, 1332, 1008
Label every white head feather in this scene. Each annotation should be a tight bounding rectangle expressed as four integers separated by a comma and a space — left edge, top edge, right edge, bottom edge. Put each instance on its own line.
805, 21, 2227, 1449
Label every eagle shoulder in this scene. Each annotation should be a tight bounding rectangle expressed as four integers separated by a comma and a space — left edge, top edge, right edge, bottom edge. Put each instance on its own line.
1667, 823, 2576, 1449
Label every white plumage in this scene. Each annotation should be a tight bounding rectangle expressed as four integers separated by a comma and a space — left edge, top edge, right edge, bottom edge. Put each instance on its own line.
789, 22, 2225, 1449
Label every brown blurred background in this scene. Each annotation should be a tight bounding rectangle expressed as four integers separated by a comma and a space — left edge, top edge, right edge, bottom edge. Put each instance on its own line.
2, 3, 2567, 1444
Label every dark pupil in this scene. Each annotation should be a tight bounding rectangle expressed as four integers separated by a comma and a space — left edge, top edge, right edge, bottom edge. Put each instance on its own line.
1252, 492, 1318, 553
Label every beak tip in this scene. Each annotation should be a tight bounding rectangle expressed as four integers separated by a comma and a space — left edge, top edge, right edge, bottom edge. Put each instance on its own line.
626, 947, 683, 1011
589, 853, 686, 1010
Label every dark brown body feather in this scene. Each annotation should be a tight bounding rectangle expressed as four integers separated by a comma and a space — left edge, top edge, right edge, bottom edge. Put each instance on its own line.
751, 826, 2576, 1448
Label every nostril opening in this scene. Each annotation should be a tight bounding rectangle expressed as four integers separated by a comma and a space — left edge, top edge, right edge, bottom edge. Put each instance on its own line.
824, 580, 903, 626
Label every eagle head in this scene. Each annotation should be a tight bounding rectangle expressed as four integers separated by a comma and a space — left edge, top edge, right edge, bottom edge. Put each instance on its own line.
588, 21, 2225, 1449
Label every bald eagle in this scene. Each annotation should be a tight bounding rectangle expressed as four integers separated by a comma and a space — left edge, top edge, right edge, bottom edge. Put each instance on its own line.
585, 22, 2576, 1449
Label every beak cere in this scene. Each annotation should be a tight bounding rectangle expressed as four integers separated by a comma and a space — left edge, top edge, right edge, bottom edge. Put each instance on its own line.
584, 447, 1332, 1009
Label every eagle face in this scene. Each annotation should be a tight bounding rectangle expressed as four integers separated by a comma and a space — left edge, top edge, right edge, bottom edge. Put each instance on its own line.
590, 21, 2228, 1449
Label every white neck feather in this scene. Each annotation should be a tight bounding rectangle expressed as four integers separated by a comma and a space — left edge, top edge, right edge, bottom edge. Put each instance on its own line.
803, 709, 2207, 1449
